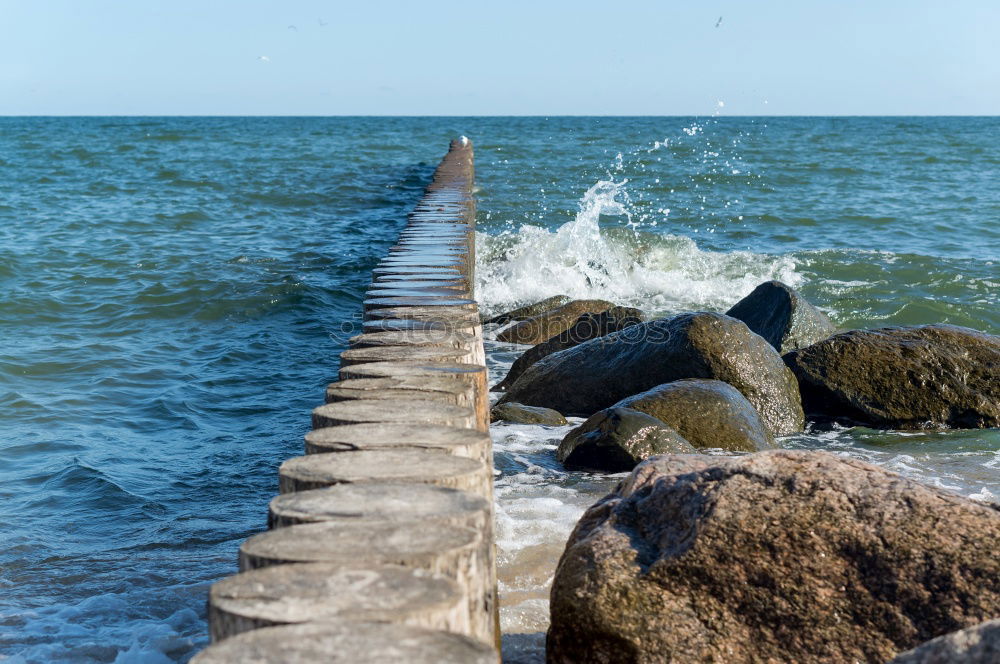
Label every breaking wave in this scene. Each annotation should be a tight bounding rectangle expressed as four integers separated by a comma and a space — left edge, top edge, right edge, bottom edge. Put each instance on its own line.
476, 179, 801, 318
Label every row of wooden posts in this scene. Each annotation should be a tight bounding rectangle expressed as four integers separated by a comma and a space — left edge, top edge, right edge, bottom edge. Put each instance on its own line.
193, 139, 501, 662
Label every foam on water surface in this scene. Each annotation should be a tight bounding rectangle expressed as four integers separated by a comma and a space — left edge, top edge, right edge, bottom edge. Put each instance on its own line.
476, 178, 802, 318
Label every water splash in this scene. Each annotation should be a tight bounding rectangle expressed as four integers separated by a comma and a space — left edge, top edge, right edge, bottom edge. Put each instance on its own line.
476, 178, 800, 317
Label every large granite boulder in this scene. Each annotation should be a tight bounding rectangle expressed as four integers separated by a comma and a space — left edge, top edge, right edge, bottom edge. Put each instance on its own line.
484, 294, 570, 325
725, 280, 836, 354
889, 619, 1000, 664
557, 407, 695, 472
784, 324, 1000, 429
548, 451, 1000, 664
499, 312, 804, 435
489, 402, 567, 426
612, 378, 775, 451
496, 299, 614, 345
492, 307, 643, 392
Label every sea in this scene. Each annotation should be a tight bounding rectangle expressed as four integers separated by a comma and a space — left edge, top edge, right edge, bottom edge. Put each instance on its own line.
0, 116, 997, 663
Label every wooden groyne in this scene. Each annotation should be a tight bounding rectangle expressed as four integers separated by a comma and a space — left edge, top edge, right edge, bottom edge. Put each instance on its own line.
194, 139, 499, 662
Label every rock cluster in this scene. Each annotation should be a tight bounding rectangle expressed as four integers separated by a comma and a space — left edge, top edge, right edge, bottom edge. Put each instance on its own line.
488, 285, 999, 472
487, 285, 1000, 664
497, 310, 804, 435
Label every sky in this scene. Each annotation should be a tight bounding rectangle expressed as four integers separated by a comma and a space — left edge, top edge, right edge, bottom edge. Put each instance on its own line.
1, 0, 998, 116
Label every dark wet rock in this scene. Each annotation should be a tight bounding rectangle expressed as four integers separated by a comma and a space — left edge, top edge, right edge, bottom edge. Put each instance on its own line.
500, 312, 804, 435
725, 280, 836, 354
484, 294, 570, 325
489, 402, 567, 426
548, 450, 1000, 664
784, 324, 1000, 429
492, 307, 643, 392
613, 379, 775, 451
889, 619, 1000, 664
557, 407, 695, 472
496, 299, 614, 345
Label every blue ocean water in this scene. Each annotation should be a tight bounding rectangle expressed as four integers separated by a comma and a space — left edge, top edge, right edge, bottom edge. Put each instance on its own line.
1, 117, 998, 662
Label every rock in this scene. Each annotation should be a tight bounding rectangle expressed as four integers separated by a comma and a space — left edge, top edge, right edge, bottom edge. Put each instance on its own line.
557, 407, 695, 471
547, 450, 1000, 664
496, 299, 614, 345
500, 312, 804, 435
489, 402, 567, 426
725, 281, 836, 354
888, 619, 1000, 664
612, 379, 776, 451
784, 324, 1000, 429
484, 295, 570, 325
492, 307, 643, 392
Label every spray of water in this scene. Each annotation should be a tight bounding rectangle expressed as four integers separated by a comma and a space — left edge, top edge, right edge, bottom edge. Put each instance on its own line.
476, 178, 801, 317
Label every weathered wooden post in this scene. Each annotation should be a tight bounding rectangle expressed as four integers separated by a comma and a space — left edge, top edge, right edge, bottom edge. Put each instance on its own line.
196, 139, 499, 661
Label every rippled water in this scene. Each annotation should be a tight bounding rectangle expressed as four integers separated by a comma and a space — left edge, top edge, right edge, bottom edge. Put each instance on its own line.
1, 117, 998, 662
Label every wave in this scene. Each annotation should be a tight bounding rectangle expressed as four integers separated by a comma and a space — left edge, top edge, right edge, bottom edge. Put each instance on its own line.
2, 593, 202, 664
475, 179, 801, 317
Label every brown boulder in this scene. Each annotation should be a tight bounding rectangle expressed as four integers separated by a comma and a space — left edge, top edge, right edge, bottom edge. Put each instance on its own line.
484, 295, 570, 325
785, 324, 1000, 429
500, 312, 804, 435
612, 378, 776, 452
548, 450, 1000, 664
496, 299, 614, 345
557, 407, 695, 472
493, 307, 643, 392
725, 280, 836, 354
490, 402, 567, 426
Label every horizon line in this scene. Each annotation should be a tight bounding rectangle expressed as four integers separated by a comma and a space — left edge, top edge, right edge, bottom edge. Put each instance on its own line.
2, 113, 998, 119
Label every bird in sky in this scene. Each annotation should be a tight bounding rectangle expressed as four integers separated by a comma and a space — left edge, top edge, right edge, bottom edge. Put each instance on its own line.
318, 18, 328, 27
257, 55, 270, 63
288, 24, 298, 32
715, 16, 723, 28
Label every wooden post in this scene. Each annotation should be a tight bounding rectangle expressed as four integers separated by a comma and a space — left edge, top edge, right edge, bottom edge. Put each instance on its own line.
209, 563, 467, 641
324, 377, 470, 408
278, 449, 491, 500
239, 520, 493, 645
191, 622, 497, 663
267, 482, 489, 531
304, 422, 490, 465
311, 399, 477, 430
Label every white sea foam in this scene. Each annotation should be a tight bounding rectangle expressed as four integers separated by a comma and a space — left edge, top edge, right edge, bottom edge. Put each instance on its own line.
490, 414, 620, 663
2, 593, 201, 664
476, 179, 800, 318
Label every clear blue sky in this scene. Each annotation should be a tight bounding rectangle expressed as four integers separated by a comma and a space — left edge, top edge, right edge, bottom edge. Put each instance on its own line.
2, 0, 997, 115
